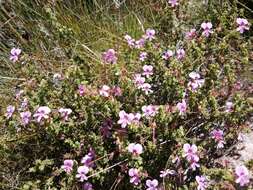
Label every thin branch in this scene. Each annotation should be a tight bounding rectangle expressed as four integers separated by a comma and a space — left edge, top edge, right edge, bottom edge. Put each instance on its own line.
0, 76, 26, 81
87, 159, 128, 179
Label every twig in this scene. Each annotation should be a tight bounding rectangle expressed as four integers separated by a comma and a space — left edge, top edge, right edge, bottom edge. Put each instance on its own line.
0, 16, 16, 28
87, 159, 128, 179
236, 0, 253, 14
0, 76, 26, 81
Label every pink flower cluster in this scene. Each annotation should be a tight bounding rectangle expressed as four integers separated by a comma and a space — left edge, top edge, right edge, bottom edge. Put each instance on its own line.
236, 18, 250, 33
33, 106, 51, 123
176, 99, 187, 115
128, 168, 141, 185
139, 52, 148, 62
76, 165, 89, 182
146, 179, 159, 190
168, 0, 179, 7
196, 175, 209, 190
10, 48, 21, 62
142, 105, 158, 118
61, 159, 74, 174
235, 165, 250, 186
99, 85, 122, 97
59, 108, 72, 121
5, 105, 15, 119
117, 110, 141, 128
201, 22, 213, 37
162, 48, 185, 61
185, 29, 197, 40
20, 111, 32, 125
187, 71, 205, 92
183, 143, 200, 170
81, 149, 95, 168
225, 101, 233, 112
176, 48, 185, 60
162, 49, 173, 60
133, 65, 153, 95
159, 169, 176, 178
5, 103, 74, 126
102, 49, 117, 64
211, 129, 225, 149
127, 143, 160, 189
61, 149, 95, 186
184, 17, 249, 41
128, 143, 143, 156
124, 28, 155, 49
78, 84, 86, 96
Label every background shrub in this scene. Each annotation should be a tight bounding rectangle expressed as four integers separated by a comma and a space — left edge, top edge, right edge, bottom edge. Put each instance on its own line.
0, 0, 252, 189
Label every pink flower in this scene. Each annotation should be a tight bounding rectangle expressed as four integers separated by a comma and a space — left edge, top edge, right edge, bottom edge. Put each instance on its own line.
183, 143, 198, 161
201, 22, 213, 37
142, 65, 153, 77
185, 29, 197, 40
10, 48, 21, 62
76, 166, 89, 182
225, 101, 233, 112
15, 90, 24, 99
189, 156, 200, 170
5, 105, 15, 119
196, 175, 209, 190
124, 34, 135, 48
140, 52, 148, 62
146, 179, 158, 190
187, 80, 205, 91
183, 143, 200, 171
144, 29, 155, 41
20, 111, 31, 125
162, 50, 173, 60
20, 98, 28, 110
135, 38, 146, 49
142, 105, 158, 117
235, 165, 250, 186
160, 169, 176, 178
211, 129, 225, 149
128, 168, 141, 185
83, 182, 93, 190
141, 83, 153, 95
176, 49, 185, 60
134, 74, 145, 88
61, 159, 74, 174
189, 72, 200, 80
99, 85, 111, 97
112, 86, 122, 96
117, 110, 134, 128
236, 18, 250, 33
81, 148, 96, 168
78, 84, 86, 96
176, 99, 187, 115
81, 155, 93, 168
133, 113, 141, 124
187, 72, 205, 91
33, 106, 51, 123
59, 108, 72, 121
168, 0, 179, 7
102, 49, 117, 64
128, 143, 143, 155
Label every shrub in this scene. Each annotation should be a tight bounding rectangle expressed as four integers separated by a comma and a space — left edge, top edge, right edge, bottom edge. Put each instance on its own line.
0, 0, 252, 189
